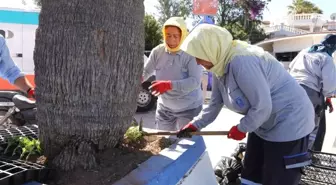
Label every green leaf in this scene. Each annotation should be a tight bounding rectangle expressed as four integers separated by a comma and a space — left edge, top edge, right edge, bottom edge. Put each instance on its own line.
124, 125, 143, 142
4, 136, 42, 158
144, 14, 162, 50
20, 148, 27, 159
4, 136, 21, 154
12, 145, 22, 156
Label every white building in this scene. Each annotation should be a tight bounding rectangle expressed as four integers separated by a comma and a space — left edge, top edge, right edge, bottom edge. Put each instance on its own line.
256, 13, 336, 69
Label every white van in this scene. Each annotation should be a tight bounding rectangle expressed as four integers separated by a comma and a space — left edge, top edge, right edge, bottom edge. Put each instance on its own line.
0, 7, 156, 112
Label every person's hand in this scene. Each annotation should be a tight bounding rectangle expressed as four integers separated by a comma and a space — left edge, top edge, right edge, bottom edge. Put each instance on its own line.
27, 88, 35, 99
149, 80, 172, 96
228, 125, 246, 141
177, 123, 197, 138
326, 98, 333, 113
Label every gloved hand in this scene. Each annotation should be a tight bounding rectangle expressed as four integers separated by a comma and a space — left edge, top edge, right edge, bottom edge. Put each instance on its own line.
149, 80, 172, 96
326, 98, 333, 113
177, 123, 197, 138
27, 88, 35, 99
228, 126, 246, 141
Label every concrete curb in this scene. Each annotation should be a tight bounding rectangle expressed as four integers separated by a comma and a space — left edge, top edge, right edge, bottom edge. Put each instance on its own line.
114, 136, 217, 185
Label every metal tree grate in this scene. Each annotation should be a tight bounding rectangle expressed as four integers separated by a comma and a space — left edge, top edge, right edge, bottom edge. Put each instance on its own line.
0, 157, 49, 185
301, 165, 336, 185
300, 151, 336, 185
311, 151, 336, 169
0, 125, 38, 145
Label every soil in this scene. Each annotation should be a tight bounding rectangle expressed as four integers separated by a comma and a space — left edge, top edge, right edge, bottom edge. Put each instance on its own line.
49, 136, 175, 185
23, 155, 47, 165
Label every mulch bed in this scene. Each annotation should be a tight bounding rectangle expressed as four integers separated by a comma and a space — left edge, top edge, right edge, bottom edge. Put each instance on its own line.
49, 136, 175, 185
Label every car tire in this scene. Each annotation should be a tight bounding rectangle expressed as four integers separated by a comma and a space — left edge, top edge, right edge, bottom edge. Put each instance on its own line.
136, 81, 157, 112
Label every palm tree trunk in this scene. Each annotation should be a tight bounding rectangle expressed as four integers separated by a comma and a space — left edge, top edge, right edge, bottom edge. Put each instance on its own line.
34, 0, 144, 171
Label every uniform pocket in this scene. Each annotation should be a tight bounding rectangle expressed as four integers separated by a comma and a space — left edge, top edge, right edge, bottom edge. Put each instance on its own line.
181, 66, 188, 79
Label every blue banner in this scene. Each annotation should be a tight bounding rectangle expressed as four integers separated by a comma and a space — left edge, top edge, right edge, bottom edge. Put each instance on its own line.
190, 15, 215, 33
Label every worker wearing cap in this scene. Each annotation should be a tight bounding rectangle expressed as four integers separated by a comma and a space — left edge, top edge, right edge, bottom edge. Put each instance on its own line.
143, 17, 203, 131
289, 34, 336, 151
0, 36, 35, 98
176, 24, 314, 185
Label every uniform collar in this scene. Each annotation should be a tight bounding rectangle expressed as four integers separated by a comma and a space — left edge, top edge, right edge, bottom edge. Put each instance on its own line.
165, 47, 183, 55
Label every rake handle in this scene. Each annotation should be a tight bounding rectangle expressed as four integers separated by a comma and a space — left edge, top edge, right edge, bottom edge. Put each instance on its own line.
142, 131, 229, 136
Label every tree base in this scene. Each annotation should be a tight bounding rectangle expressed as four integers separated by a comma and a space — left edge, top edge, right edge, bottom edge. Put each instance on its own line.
47, 136, 174, 185
52, 140, 98, 171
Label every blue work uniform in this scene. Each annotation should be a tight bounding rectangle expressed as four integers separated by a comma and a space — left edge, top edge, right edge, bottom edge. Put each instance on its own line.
289, 48, 336, 150
192, 55, 315, 185
0, 36, 24, 84
143, 44, 203, 131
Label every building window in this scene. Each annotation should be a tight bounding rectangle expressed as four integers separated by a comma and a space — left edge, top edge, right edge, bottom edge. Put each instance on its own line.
0, 30, 5, 38
275, 51, 300, 62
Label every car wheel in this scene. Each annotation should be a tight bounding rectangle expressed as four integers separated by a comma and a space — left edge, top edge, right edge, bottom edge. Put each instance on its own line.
136, 82, 156, 112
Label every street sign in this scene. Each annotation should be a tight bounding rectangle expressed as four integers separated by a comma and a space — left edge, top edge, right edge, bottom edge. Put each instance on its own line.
193, 0, 218, 16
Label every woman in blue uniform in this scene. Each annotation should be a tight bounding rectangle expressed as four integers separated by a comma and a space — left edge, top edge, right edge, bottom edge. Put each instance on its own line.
143, 17, 203, 131
289, 34, 336, 151
177, 24, 315, 185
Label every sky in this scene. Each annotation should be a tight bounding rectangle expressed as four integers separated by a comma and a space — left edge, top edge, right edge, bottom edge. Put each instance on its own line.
143, 0, 335, 21
0, 0, 37, 9
1, 0, 335, 22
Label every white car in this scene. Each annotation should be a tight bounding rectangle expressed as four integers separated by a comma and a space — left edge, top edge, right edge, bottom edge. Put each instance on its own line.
136, 55, 157, 112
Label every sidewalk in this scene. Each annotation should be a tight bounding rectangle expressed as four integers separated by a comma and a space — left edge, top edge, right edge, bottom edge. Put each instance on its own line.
134, 97, 336, 168
134, 105, 245, 168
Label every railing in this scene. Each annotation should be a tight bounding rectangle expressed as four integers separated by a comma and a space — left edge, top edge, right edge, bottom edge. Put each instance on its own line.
263, 24, 311, 35
288, 13, 323, 21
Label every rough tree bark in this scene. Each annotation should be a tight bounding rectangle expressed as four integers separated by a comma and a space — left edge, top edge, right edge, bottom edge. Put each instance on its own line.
34, 0, 144, 171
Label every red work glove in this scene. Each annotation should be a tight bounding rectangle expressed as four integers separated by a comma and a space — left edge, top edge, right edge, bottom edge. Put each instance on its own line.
326, 98, 333, 113
149, 80, 172, 96
177, 123, 198, 138
27, 88, 35, 99
228, 125, 246, 141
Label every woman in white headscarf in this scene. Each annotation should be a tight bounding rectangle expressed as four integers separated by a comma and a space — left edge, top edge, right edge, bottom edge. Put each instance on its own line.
176, 24, 314, 185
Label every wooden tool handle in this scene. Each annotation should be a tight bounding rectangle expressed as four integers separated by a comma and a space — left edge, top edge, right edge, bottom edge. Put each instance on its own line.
143, 131, 229, 136
191, 131, 229, 135
143, 131, 177, 136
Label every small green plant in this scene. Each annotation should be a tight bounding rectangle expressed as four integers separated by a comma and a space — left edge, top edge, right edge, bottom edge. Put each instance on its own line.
19, 138, 41, 160
124, 118, 144, 142
3, 136, 42, 161
4, 136, 21, 154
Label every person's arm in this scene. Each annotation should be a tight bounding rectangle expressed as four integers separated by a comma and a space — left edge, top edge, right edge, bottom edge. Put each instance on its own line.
191, 76, 224, 129
171, 56, 202, 92
321, 56, 336, 97
231, 57, 272, 133
143, 46, 161, 81
0, 37, 33, 92
14, 76, 33, 92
